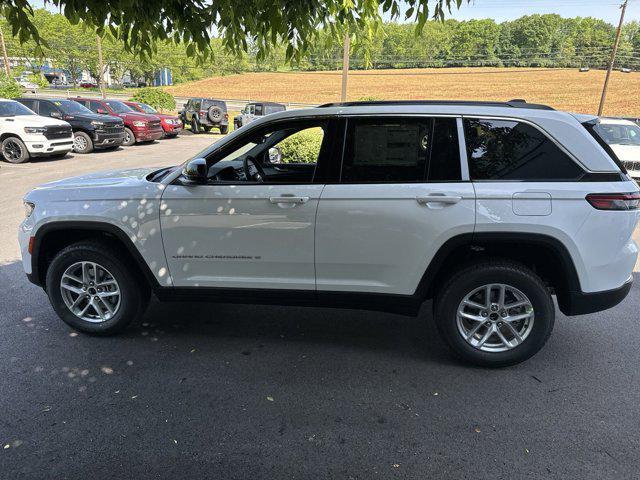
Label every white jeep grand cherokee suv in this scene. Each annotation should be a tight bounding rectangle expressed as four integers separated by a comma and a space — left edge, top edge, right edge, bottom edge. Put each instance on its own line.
0, 98, 73, 163
18, 100, 640, 366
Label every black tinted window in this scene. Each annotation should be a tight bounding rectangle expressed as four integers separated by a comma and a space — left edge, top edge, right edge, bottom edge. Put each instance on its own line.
38, 102, 59, 117
341, 117, 461, 183
254, 104, 263, 115
464, 118, 583, 180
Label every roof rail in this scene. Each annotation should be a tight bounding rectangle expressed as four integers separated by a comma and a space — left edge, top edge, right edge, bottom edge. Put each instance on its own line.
317, 99, 554, 111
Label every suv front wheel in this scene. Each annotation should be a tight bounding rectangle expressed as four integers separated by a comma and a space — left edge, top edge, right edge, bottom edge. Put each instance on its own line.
434, 260, 554, 367
45, 242, 149, 335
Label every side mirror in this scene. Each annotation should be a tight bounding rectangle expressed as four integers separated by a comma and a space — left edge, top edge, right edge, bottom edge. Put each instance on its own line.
50, 110, 62, 118
183, 157, 208, 183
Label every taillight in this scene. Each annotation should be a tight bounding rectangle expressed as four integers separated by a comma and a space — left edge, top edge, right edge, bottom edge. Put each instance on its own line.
224, 113, 228, 119
586, 192, 640, 210
199, 111, 205, 117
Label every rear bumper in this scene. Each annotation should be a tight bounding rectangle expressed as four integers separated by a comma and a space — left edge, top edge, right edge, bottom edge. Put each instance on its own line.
559, 276, 633, 316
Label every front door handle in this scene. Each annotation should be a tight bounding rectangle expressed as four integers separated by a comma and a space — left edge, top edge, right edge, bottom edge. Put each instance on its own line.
269, 196, 309, 205
416, 195, 462, 205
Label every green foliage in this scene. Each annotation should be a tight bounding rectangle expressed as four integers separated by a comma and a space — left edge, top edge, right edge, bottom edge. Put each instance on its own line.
0, 1, 470, 61
27, 73, 48, 88
0, 75, 23, 98
131, 88, 176, 112
278, 128, 324, 164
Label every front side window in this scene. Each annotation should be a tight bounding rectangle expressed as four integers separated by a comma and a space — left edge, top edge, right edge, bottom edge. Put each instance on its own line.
38, 102, 60, 117
464, 118, 583, 180
203, 121, 328, 184
341, 117, 461, 183
55, 100, 93, 115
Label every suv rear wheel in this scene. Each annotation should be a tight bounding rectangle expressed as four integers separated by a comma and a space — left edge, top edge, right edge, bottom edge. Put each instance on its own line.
190, 118, 199, 134
45, 242, 149, 335
220, 125, 229, 134
434, 260, 554, 367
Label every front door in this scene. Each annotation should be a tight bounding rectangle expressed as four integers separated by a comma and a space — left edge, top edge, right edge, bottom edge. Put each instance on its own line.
315, 116, 476, 296
161, 118, 335, 290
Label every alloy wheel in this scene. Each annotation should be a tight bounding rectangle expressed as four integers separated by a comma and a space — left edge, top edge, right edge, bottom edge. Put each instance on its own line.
59, 261, 121, 323
3, 139, 23, 161
73, 135, 88, 152
456, 283, 535, 352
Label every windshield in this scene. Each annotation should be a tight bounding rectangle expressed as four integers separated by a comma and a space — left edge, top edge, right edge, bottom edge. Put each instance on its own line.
54, 100, 93, 115
593, 122, 640, 146
136, 103, 157, 114
0, 101, 35, 117
104, 100, 134, 114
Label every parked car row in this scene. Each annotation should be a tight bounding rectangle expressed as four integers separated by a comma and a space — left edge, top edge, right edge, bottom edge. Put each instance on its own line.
0, 97, 183, 163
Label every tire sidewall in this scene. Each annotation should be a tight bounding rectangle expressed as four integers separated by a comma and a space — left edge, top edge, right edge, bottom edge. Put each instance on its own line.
73, 131, 94, 154
2, 136, 30, 163
45, 246, 142, 335
436, 266, 554, 367
123, 127, 136, 146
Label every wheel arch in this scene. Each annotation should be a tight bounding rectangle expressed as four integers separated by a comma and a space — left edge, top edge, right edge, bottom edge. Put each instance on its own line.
416, 232, 582, 313
31, 221, 159, 290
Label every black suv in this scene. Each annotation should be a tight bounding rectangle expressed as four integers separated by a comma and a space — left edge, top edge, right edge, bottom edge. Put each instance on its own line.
180, 98, 229, 134
17, 97, 125, 153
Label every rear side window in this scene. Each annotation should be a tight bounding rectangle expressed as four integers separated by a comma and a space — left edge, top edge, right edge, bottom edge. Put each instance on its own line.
341, 117, 461, 183
464, 118, 583, 180
254, 104, 263, 115
38, 102, 58, 117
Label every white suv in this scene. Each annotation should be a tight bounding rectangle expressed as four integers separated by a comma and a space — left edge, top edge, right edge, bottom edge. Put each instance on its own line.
0, 98, 73, 163
18, 100, 640, 366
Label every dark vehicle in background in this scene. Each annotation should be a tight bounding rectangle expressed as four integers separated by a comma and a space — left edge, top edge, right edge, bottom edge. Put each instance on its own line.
17, 97, 125, 154
233, 102, 286, 130
180, 98, 229, 134
123, 100, 183, 138
71, 97, 163, 146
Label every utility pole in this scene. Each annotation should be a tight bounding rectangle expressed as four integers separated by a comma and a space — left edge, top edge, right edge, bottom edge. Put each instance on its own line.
0, 25, 10, 76
340, 30, 350, 102
598, 0, 628, 116
96, 34, 105, 99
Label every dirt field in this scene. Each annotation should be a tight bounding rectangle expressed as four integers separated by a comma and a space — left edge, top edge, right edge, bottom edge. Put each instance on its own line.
166, 67, 640, 116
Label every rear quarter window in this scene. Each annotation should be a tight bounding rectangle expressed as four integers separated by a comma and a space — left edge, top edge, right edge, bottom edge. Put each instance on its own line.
464, 118, 584, 181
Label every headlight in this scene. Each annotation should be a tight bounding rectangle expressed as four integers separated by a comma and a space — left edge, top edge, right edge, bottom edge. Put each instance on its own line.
91, 120, 104, 126
132, 121, 147, 127
24, 127, 47, 134
24, 201, 35, 217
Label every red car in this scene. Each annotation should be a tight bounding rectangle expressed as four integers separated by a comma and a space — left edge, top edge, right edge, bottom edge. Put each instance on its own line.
124, 101, 183, 138
70, 97, 164, 146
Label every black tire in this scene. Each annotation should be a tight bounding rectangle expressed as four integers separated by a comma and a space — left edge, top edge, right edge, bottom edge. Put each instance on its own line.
220, 125, 229, 134
207, 105, 223, 123
1, 136, 30, 163
48, 151, 71, 159
122, 127, 136, 146
73, 131, 94, 154
434, 260, 554, 367
190, 118, 199, 134
45, 242, 149, 335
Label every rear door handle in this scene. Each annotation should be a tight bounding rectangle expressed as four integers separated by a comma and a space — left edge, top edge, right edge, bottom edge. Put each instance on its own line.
269, 196, 309, 204
416, 195, 462, 205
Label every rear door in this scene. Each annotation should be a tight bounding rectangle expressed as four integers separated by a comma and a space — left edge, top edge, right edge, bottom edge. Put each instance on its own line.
315, 115, 476, 295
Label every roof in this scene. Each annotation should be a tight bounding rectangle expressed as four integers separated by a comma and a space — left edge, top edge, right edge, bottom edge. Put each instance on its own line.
318, 99, 554, 111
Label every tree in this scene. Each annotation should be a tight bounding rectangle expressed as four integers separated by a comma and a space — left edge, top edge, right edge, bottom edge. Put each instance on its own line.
0, 1, 470, 61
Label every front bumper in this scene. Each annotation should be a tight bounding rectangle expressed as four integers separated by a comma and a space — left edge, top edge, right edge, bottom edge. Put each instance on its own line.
133, 127, 164, 142
25, 138, 73, 156
93, 128, 125, 148
558, 276, 634, 316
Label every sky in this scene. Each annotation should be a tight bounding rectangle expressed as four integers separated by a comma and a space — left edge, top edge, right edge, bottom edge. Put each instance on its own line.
412, 0, 640, 24
30, 0, 640, 25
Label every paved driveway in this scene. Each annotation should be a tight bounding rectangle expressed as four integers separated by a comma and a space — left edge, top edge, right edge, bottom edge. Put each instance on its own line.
1, 137, 639, 479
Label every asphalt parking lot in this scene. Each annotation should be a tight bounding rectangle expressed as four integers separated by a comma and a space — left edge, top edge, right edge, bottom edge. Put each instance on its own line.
1, 135, 639, 479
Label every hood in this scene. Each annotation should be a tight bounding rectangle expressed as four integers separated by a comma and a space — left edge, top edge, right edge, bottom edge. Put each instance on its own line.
64, 112, 122, 124
17, 115, 70, 127
119, 112, 161, 122
154, 113, 180, 121
609, 144, 640, 161
35, 167, 156, 191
